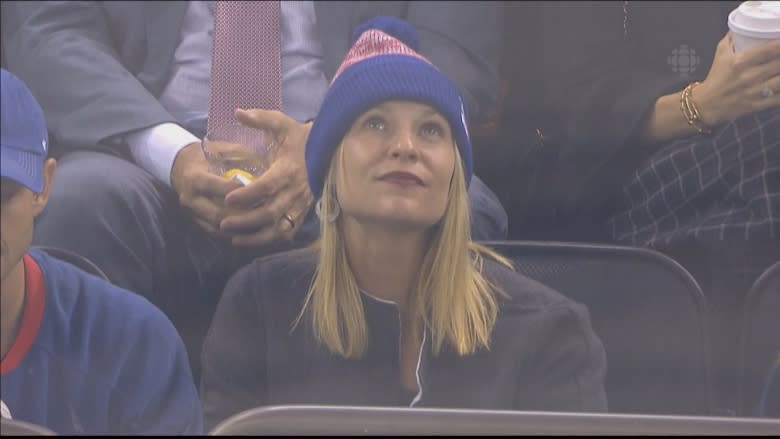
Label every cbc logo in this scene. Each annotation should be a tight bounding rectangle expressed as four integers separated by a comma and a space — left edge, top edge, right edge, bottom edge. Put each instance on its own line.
667, 45, 701, 77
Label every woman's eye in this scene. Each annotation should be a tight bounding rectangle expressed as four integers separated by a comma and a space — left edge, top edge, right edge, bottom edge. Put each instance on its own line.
421, 122, 444, 138
365, 116, 385, 131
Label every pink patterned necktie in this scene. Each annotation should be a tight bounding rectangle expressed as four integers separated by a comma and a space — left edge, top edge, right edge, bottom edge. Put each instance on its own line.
207, 0, 282, 136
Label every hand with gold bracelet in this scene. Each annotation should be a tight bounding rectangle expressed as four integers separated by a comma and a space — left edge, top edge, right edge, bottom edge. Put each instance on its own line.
639, 32, 780, 146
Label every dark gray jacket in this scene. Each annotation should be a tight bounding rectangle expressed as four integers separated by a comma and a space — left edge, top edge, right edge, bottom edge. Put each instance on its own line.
200, 247, 608, 431
543, 1, 739, 232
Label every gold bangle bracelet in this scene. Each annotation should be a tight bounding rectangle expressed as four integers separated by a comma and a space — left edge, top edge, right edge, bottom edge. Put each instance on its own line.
680, 82, 712, 134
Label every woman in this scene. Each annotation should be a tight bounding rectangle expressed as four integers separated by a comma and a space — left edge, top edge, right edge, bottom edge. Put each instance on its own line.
199, 16, 607, 431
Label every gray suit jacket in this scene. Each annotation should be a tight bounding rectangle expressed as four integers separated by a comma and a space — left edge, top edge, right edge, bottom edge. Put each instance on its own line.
1, 1, 501, 154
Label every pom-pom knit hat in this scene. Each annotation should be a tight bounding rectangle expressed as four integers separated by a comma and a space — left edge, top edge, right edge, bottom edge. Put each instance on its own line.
305, 16, 473, 199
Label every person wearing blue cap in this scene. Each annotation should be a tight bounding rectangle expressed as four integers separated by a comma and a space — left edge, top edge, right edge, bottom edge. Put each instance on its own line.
0, 69, 202, 434
199, 17, 608, 431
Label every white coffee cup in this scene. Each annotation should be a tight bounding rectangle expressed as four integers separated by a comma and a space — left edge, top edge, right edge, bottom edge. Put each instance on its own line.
728, 1, 780, 52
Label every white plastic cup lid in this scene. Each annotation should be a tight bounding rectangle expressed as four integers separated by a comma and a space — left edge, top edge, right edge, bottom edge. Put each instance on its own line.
728, 1, 780, 38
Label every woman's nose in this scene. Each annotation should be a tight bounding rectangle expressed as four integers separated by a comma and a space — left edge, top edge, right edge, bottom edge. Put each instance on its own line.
389, 128, 418, 160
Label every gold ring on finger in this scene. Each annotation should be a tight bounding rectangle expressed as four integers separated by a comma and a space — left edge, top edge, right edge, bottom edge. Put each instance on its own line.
282, 213, 295, 229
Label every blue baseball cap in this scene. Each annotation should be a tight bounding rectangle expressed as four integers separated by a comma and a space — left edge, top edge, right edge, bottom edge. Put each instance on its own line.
1, 68, 49, 193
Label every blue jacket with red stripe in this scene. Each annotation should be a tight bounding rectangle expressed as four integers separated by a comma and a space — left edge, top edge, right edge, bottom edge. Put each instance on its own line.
0, 248, 202, 435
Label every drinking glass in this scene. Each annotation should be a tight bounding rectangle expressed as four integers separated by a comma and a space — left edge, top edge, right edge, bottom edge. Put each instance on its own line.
201, 122, 277, 186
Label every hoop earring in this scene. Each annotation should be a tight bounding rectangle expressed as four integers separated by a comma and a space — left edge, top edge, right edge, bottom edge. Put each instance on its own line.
315, 198, 340, 222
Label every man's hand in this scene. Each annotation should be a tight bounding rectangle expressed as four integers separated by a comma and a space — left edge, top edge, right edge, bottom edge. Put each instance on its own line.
219, 108, 314, 247
170, 141, 243, 239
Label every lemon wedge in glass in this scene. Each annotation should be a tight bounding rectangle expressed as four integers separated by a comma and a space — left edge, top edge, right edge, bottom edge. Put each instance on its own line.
222, 168, 255, 186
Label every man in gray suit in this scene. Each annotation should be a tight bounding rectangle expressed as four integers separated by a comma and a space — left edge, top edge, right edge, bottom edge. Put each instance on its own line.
1, 1, 506, 377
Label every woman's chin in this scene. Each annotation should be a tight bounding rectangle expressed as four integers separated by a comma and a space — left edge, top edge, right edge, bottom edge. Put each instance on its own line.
368, 211, 442, 231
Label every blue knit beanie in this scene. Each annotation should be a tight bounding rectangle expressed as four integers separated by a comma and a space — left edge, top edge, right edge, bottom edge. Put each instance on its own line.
305, 16, 473, 199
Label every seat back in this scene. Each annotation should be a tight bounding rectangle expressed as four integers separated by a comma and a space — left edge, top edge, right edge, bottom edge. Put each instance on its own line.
209, 405, 780, 435
34, 246, 110, 282
0, 418, 56, 435
482, 240, 713, 415
738, 261, 780, 416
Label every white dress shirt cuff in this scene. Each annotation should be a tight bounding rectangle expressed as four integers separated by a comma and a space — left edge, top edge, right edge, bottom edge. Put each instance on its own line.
126, 123, 201, 187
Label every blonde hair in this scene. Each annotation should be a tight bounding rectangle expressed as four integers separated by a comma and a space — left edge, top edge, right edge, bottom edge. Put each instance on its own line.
294, 144, 513, 358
